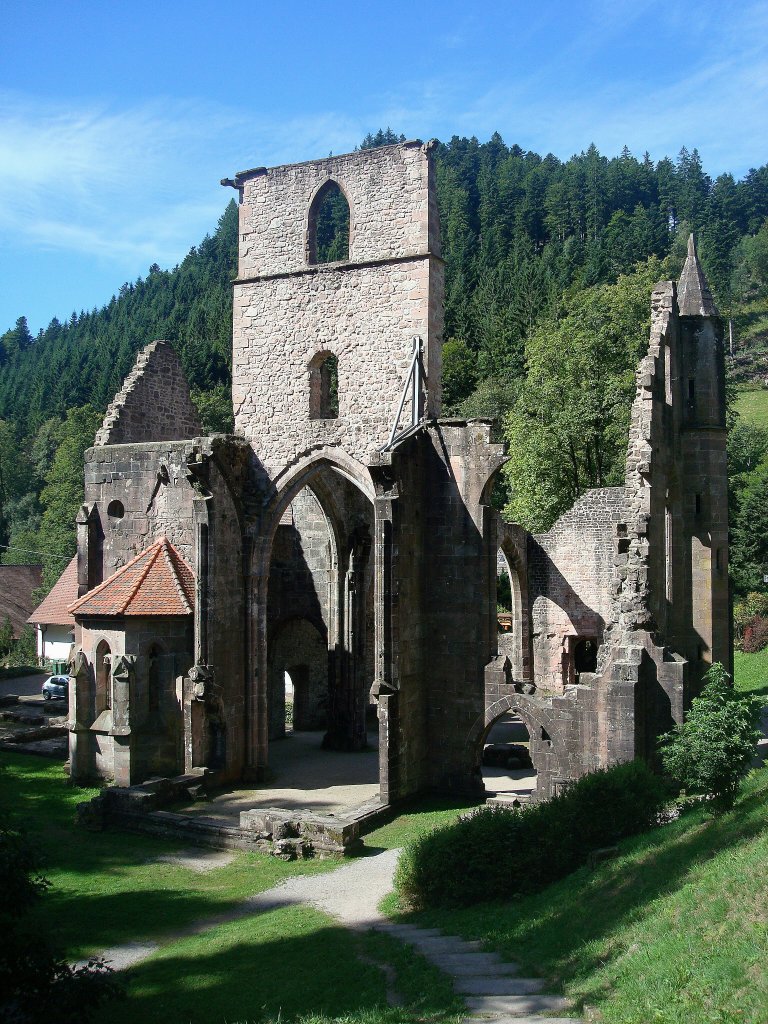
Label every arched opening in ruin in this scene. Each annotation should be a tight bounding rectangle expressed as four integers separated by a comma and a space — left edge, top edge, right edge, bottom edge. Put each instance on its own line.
309, 351, 339, 419
481, 710, 537, 803
307, 180, 350, 264
269, 618, 328, 739
573, 636, 598, 676
496, 546, 528, 683
95, 639, 111, 716
257, 465, 379, 813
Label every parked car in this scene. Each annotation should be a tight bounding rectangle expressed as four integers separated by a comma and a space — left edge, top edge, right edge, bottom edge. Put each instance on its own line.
42, 675, 69, 702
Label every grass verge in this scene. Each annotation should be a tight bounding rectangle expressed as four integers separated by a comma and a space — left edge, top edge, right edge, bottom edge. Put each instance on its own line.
0, 752, 468, 1024
362, 796, 479, 851
733, 648, 768, 698
388, 769, 768, 1024
103, 907, 464, 1024
0, 751, 336, 959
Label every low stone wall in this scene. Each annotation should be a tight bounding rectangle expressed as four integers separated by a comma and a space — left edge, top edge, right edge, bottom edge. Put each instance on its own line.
77, 773, 388, 858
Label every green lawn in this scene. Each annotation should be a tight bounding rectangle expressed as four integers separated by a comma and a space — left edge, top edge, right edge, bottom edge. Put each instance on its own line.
733, 647, 768, 697
1, 751, 466, 1024
734, 386, 768, 429
101, 907, 463, 1024
363, 796, 480, 851
0, 752, 335, 959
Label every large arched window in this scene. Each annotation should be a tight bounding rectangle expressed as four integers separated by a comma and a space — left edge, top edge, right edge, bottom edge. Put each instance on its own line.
95, 639, 111, 715
309, 352, 339, 419
307, 180, 350, 264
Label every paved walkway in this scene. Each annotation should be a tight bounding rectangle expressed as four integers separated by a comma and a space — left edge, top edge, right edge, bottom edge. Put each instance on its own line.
96, 845, 581, 1023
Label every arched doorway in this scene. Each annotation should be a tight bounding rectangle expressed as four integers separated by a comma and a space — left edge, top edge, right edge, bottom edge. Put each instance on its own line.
255, 458, 379, 807
481, 711, 537, 802
268, 617, 328, 738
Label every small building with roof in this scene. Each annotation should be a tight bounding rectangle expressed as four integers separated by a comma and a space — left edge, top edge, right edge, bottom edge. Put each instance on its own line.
25, 560, 74, 667
67, 536, 195, 785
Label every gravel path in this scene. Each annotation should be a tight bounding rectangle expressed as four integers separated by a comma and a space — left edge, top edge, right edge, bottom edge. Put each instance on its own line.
93, 845, 581, 1022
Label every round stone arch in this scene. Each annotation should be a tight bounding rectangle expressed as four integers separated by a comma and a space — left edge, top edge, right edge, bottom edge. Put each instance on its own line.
466, 692, 568, 787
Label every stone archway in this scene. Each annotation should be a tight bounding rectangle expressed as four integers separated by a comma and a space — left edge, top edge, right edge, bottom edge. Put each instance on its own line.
250, 452, 378, 787
467, 692, 569, 801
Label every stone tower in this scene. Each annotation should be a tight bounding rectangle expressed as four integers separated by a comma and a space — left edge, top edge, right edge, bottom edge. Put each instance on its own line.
229, 141, 444, 473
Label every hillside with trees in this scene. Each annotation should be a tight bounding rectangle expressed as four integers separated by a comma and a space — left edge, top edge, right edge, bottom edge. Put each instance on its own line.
1, 130, 767, 605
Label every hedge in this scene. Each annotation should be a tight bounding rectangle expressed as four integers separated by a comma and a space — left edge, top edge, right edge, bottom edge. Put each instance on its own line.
394, 760, 666, 909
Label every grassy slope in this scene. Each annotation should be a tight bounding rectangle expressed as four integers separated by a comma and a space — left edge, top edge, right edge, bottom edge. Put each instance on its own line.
734, 386, 768, 429
733, 647, 768, 697
392, 771, 768, 1024
383, 655, 768, 1024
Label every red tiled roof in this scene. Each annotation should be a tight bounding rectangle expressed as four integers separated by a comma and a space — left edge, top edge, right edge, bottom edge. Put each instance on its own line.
68, 538, 195, 618
28, 557, 76, 627
0, 564, 43, 636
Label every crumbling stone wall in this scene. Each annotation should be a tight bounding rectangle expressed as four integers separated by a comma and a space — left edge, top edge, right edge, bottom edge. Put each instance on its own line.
530, 487, 626, 693
73, 433, 249, 785
95, 341, 202, 446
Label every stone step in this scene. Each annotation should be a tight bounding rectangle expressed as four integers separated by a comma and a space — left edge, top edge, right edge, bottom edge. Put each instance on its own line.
427, 955, 518, 976
454, 976, 545, 995
401, 934, 483, 948
463, 1017, 582, 1024
464, 993, 572, 1015
383, 926, 444, 939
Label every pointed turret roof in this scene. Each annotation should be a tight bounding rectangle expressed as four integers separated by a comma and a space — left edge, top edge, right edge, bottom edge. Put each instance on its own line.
677, 233, 718, 317
68, 537, 195, 618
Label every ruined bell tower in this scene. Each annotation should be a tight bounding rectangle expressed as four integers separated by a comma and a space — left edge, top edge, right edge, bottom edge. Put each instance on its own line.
227, 141, 444, 475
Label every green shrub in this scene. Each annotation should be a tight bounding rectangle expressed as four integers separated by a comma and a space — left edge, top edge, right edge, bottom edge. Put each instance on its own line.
734, 592, 768, 649
394, 759, 666, 909
659, 662, 763, 810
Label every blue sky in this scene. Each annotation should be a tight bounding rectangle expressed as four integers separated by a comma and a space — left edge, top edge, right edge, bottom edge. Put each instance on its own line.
1, 0, 767, 335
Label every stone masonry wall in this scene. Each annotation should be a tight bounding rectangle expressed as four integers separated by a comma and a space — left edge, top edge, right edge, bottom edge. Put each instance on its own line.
530, 487, 626, 693
231, 143, 444, 473
95, 341, 202, 446
236, 142, 440, 275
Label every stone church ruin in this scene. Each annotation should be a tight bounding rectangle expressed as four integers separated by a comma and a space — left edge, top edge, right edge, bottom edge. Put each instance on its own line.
64, 142, 729, 852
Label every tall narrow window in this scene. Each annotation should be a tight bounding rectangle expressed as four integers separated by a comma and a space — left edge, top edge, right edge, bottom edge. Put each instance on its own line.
308, 181, 350, 264
309, 352, 339, 419
95, 640, 111, 715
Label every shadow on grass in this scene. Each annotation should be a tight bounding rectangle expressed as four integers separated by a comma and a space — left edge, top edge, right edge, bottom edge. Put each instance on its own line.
36, 886, 252, 960
403, 776, 768, 1007
103, 905, 461, 1024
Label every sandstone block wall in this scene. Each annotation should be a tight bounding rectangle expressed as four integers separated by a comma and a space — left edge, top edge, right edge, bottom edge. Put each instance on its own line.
95, 341, 202, 447
530, 487, 625, 693
231, 143, 444, 473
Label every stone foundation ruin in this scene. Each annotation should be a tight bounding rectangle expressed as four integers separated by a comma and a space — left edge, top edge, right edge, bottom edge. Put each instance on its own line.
64, 142, 729, 851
